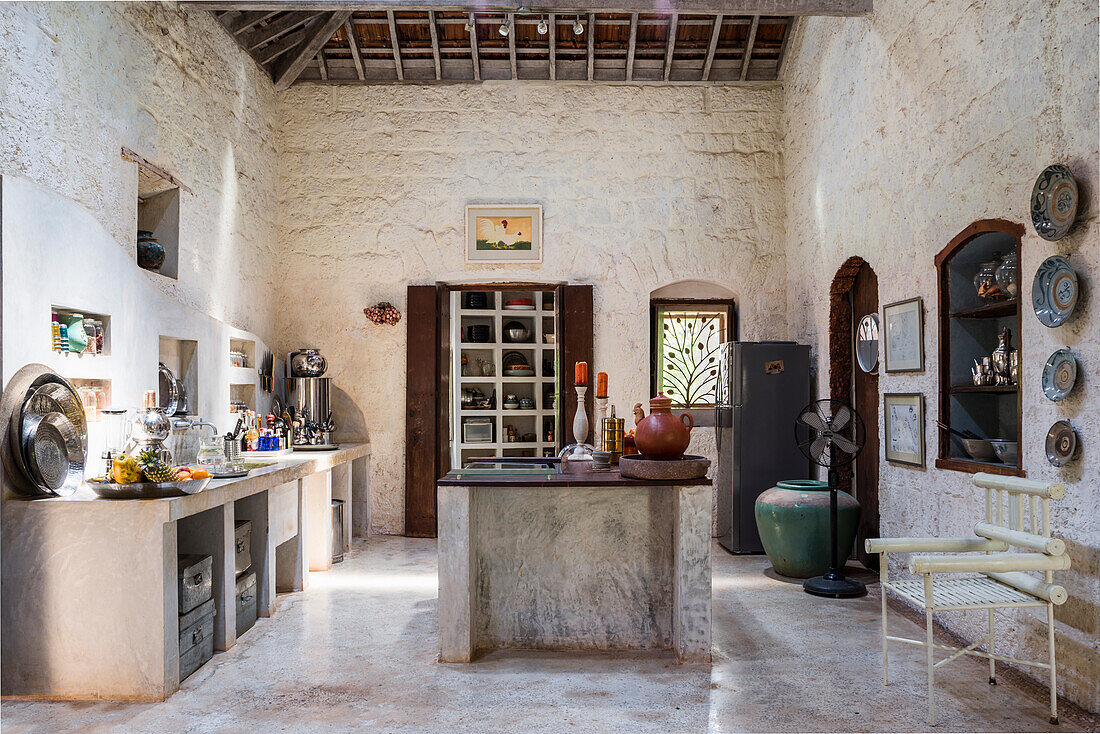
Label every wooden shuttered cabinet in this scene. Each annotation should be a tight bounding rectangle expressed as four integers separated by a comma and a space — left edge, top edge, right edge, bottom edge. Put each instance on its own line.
556, 284, 594, 448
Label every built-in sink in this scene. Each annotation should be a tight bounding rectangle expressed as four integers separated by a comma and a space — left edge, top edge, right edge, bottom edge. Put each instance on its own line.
448, 457, 560, 477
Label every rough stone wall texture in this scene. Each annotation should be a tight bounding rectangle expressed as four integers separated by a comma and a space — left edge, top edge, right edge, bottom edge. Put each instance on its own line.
0, 2, 280, 342
784, 1, 1099, 711
276, 83, 788, 536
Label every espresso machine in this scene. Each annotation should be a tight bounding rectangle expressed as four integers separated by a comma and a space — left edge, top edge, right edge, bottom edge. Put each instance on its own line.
286, 349, 337, 449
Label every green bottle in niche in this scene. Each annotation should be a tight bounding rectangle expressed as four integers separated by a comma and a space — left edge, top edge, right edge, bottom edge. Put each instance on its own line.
755, 480, 861, 578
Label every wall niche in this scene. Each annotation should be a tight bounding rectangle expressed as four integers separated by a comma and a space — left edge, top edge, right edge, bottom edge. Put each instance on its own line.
124, 147, 191, 281
934, 219, 1024, 477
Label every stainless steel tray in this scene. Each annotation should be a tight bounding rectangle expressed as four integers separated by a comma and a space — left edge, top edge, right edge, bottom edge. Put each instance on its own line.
22, 411, 84, 496
88, 476, 212, 499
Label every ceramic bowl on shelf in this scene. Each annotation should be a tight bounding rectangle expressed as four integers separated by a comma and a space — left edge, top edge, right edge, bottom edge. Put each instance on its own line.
466, 324, 491, 343
959, 438, 997, 462
503, 321, 530, 342
1041, 348, 1077, 401
1045, 421, 1078, 467
1032, 255, 1078, 327
990, 440, 1018, 465
504, 368, 535, 377
504, 297, 535, 310
1031, 164, 1078, 241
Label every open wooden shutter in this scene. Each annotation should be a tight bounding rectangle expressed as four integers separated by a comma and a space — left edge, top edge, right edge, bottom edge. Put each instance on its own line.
405, 284, 448, 537
556, 284, 594, 450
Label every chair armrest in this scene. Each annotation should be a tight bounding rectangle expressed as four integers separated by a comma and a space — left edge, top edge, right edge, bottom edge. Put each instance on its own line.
865, 537, 1006, 554
910, 552, 1072, 575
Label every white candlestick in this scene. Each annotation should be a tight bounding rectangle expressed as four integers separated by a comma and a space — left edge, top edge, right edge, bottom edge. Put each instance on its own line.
594, 396, 608, 450
572, 385, 589, 452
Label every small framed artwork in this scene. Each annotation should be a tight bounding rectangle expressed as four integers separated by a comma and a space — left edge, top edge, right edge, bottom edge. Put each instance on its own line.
884, 392, 925, 467
883, 297, 924, 373
465, 204, 543, 264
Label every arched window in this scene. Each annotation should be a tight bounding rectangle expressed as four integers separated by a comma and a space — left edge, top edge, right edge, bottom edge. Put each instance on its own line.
650, 281, 737, 419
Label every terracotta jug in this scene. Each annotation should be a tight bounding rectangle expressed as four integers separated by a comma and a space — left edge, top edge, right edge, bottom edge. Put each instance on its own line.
633, 393, 693, 460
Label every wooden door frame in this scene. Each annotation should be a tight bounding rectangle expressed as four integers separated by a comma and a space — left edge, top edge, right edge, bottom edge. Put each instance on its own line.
828, 256, 879, 569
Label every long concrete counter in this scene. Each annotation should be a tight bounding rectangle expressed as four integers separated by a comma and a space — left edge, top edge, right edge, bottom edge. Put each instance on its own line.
1, 443, 369, 700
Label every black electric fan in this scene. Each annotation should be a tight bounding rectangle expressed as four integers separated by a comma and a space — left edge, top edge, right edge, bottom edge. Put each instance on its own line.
794, 399, 867, 599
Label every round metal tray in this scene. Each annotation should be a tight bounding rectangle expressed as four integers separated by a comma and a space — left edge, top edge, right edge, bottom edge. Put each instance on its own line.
22, 411, 84, 496
1, 365, 87, 497
88, 476, 212, 499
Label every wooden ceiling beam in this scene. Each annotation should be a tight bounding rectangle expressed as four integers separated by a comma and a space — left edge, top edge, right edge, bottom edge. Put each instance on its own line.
240, 11, 315, 50
508, 12, 517, 78
662, 12, 677, 80
586, 12, 594, 81
775, 15, 797, 78
701, 13, 721, 80
428, 9, 442, 79
273, 10, 352, 90
738, 13, 758, 80
225, 9, 280, 33
548, 12, 556, 80
187, 1, 871, 16
256, 25, 308, 63
344, 18, 365, 78
625, 12, 637, 81
386, 9, 405, 79
317, 50, 329, 78
468, 13, 480, 81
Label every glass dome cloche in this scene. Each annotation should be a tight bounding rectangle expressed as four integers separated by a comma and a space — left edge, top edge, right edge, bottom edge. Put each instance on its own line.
973, 252, 1008, 302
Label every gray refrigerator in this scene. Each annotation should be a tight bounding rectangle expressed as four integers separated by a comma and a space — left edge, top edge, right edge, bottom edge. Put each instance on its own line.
716, 341, 812, 554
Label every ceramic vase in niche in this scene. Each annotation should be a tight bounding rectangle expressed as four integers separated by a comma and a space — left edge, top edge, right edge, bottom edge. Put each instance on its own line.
136, 231, 165, 272
754, 480, 861, 579
632, 393, 693, 460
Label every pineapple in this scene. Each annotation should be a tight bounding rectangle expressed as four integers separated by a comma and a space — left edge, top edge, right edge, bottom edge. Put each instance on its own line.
137, 448, 178, 483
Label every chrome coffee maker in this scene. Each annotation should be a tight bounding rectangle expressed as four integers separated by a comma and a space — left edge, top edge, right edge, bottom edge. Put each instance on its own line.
287, 349, 337, 448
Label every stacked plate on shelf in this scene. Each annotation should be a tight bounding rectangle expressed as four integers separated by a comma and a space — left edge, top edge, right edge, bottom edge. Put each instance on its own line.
504, 297, 535, 311
0, 364, 88, 497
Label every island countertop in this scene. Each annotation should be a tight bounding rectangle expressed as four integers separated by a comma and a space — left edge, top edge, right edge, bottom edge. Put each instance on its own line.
437, 466, 712, 487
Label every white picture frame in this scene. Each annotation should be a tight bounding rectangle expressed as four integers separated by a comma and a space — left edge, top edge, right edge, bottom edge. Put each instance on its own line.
883, 297, 924, 373
464, 204, 543, 264
884, 392, 925, 467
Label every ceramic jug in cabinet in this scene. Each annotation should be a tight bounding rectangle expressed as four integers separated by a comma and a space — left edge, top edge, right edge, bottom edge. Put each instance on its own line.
632, 393, 693, 460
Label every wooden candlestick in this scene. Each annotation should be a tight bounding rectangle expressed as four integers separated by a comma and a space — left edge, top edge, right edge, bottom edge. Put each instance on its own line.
572, 385, 589, 451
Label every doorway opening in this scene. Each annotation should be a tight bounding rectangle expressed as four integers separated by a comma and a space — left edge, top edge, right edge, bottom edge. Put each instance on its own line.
828, 257, 880, 570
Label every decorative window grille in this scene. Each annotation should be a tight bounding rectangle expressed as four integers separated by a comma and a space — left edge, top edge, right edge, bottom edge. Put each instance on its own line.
653, 304, 730, 409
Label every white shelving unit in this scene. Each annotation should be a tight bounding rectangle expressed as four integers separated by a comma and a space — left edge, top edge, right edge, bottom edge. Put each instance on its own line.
450, 289, 559, 467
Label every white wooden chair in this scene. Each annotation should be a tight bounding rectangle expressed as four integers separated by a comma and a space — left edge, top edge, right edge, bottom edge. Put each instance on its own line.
866, 473, 1071, 726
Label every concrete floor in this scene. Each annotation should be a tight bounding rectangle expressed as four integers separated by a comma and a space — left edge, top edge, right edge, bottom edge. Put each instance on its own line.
2, 537, 1087, 733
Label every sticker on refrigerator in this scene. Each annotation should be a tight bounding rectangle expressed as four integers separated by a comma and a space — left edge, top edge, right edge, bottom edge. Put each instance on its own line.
765, 360, 785, 375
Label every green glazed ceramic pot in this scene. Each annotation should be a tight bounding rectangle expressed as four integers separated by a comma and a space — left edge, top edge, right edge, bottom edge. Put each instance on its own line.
754, 479, 861, 579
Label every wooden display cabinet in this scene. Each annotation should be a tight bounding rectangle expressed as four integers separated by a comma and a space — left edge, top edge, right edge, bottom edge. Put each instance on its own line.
934, 219, 1024, 477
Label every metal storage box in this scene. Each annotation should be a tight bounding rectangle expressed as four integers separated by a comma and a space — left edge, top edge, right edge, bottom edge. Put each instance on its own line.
234, 520, 252, 576
177, 554, 213, 615
235, 571, 257, 638
178, 600, 215, 681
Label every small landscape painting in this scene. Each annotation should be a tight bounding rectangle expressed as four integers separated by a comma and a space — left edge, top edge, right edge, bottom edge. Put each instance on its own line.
465, 205, 542, 263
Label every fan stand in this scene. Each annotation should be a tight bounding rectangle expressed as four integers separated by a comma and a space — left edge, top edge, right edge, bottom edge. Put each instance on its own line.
803, 467, 867, 599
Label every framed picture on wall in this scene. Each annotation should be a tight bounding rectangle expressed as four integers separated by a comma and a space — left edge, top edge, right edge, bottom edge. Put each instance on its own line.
884, 392, 924, 467
883, 297, 924, 372
465, 204, 543, 264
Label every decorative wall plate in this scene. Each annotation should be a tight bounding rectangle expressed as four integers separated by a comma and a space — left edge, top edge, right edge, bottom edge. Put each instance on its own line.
1041, 348, 1077, 401
1031, 164, 1078, 240
1045, 420, 1077, 467
1032, 256, 1078, 327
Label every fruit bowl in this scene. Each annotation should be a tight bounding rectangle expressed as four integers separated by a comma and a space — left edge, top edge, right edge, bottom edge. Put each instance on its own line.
87, 476, 211, 499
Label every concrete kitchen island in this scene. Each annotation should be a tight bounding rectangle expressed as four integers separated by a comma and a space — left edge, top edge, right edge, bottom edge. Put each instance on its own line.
437, 468, 712, 663
1, 443, 369, 700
